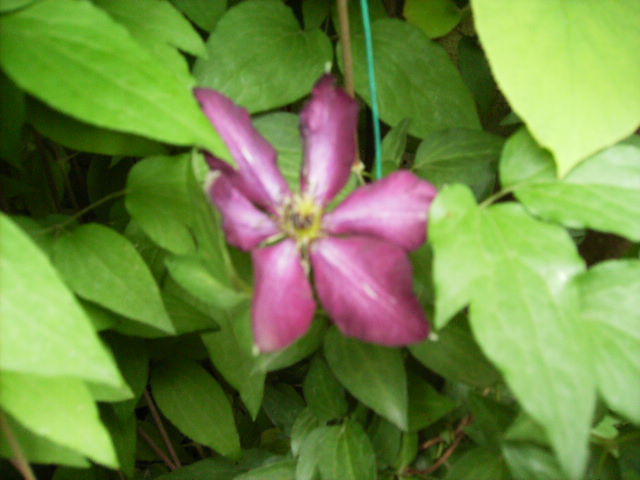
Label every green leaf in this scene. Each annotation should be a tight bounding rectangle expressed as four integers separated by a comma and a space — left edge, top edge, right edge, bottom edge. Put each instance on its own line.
234, 460, 296, 480
446, 447, 512, 480
343, 18, 479, 139
254, 112, 303, 191
513, 136, 640, 241
404, 0, 461, 38
409, 317, 500, 387
458, 36, 497, 119
303, 356, 348, 422
52, 223, 174, 335
414, 128, 503, 200
161, 280, 219, 335
201, 306, 266, 419
155, 457, 243, 480
263, 384, 306, 435
27, 97, 166, 156
577, 260, 640, 422
303, 0, 330, 30
381, 118, 411, 170
0, 214, 122, 386
94, 0, 206, 57
466, 393, 517, 446
291, 409, 320, 457
324, 327, 408, 430
0, 0, 228, 157
151, 359, 241, 459
126, 154, 196, 255
171, 0, 227, 32
100, 405, 137, 477
317, 422, 377, 480
165, 254, 247, 310
0, 71, 25, 167
296, 426, 332, 480
406, 371, 457, 432
0, 372, 117, 467
502, 443, 565, 480
469, 260, 594, 479
499, 128, 556, 189
0, 415, 89, 468
194, 0, 332, 113
472, 0, 640, 176
0, 0, 36, 12
368, 417, 402, 467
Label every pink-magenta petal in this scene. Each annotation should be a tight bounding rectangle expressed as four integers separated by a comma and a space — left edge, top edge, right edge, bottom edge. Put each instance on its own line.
323, 171, 437, 251
300, 75, 359, 205
252, 240, 317, 352
207, 174, 279, 251
195, 88, 291, 209
311, 236, 429, 346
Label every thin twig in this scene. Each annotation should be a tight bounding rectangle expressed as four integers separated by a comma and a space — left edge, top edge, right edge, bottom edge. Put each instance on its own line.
137, 426, 176, 471
419, 436, 445, 451
0, 413, 37, 480
404, 415, 473, 477
144, 389, 182, 469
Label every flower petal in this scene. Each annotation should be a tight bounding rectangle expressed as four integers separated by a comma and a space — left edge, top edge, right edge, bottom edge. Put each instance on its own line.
252, 240, 316, 352
300, 75, 359, 205
311, 236, 429, 346
323, 171, 437, 251
207, 173, 279, 251
195, 88, 291, 209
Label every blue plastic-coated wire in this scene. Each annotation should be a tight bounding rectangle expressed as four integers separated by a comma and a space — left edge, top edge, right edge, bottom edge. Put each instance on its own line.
359, 0, 383, 179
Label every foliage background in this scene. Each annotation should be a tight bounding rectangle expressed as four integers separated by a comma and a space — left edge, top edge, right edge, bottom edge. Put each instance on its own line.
1, 0, 639, 479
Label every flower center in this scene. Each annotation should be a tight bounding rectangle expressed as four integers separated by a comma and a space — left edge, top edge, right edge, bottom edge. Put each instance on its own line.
282, 195, 322, 244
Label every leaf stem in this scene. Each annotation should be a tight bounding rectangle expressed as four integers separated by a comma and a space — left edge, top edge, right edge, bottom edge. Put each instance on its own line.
0, 412, 37, 480
479, 186, 517, 208
144, 389, 182, 469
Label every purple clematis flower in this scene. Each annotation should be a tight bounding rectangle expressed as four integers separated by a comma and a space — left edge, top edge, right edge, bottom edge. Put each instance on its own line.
195, 75, 437, 352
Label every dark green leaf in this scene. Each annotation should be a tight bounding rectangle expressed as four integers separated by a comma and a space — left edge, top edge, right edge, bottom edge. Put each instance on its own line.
409, 317, 500, 387
0, 0, 228, 157
263, 384, 306, 435
458, 36, 497, 119
344, 19, 479, 139
171, 0, 227, 32
406, 371, 457, 432
303, 356, 348, 422
381, 118, 411, 169
0, 71, 25, 166
502, 443, 565, 480
0, 214, 122, 386
151, 359, 241, 459
445, 447, 512, 480
155, 458, 242, 479
194, 0, 332, 113
317, 421, 377, 480
291, 409, 320, 457
324, 327, 408, 430
414, 128, 503, 200
466, 393, 517, 446
53, 223, 174, 335
368, 417, 401, 467
234, 460, 296, 480
303, 0, 329, 30
296, 425, 333, 480
100, 405, 136, 477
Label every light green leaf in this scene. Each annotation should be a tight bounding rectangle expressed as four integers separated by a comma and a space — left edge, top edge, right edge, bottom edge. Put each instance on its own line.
317, 421, 377, 480
0, 0, 228, 157
162, 279, 220, 335
414, 128, 503, 200
0, 414, 89, 468
344, 18, 479, 139
171, 0, 227, 32
404, 0, 461, 38
151, 359, 241, 459
577, 260, 640, 422
303, 356, 348, 422
472, 0, 640, 176
469, 260, 594, 479
0, 0, 36, 12
52, 223, 174, 335
194, 0, 332, 113
324, 327, 408, 430
499, 128, 556, 189
0, 372, 117, 467
254, 112, 303, 191
0, 214, 122, 386
201, 306, 265, 419
513, 136, 640, 241
27, 97, 166, 157
234, 460, 296, 480
94, 0, 206, 57
126, 154, 196, 255
409, 317, 500, 387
